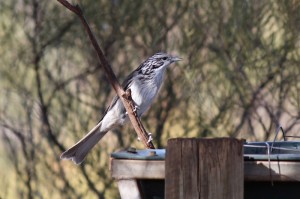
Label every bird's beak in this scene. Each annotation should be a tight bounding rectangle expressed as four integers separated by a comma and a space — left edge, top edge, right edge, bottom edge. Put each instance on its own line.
171, 56, 182, 62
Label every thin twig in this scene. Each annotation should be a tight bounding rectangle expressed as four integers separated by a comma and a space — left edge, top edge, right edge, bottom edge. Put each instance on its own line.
57, 0, 155, 149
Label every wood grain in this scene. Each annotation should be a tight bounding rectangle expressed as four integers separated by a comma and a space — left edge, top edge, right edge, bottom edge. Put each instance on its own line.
165, 138, 244, 199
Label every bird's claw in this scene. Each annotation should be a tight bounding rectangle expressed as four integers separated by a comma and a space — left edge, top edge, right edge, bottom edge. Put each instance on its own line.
137, 132, 153, 143
125, 105, 139, 115
147, 133, 153, 144
133, 105, 140, 113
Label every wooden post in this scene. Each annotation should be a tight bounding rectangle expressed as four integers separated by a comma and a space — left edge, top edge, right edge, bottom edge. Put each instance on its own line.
165, 138, 244, 199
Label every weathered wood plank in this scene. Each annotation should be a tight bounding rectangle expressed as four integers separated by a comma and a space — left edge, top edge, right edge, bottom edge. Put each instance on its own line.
164, 139, 182, 198
117, 179, 141, 199
110, 158, 165, 179
111, 158, 300, 182
165, 138, 244, 199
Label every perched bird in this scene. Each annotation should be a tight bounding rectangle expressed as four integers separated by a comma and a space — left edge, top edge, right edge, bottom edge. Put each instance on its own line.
60, 52, 181, 164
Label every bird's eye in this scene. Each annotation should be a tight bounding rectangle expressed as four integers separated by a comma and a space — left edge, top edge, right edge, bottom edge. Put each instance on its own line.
162, 57, 168, 60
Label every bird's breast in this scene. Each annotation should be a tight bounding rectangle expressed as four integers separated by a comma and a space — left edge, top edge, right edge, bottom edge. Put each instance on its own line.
129, 81, 159, 116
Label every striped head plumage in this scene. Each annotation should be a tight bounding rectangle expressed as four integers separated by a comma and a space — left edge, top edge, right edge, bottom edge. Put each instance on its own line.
137, 52, 181, 76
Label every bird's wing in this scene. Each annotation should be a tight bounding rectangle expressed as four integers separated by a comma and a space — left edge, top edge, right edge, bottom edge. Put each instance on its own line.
99, 70, 137, 122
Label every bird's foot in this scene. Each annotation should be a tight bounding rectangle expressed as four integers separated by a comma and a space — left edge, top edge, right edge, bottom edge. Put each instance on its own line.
133, 105, 140, 113
137, 133, 152, 143
125, 105, 139, 115
147, 132, 153, 144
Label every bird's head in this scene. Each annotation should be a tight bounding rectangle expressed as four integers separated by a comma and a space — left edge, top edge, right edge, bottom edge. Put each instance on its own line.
139, 52, 181, 75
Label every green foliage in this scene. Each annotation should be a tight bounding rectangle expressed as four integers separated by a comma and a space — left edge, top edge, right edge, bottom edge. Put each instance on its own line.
0, 0, 299, 198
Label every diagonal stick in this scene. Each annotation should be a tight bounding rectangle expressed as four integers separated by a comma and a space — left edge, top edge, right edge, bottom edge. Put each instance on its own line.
57, 0, 155, 149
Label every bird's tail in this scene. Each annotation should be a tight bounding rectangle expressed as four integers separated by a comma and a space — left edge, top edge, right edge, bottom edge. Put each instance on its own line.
60, 122, 108, 164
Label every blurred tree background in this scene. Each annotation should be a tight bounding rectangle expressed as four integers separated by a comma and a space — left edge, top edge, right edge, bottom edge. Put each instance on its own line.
0, 0, 299, 198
